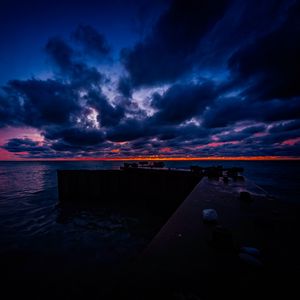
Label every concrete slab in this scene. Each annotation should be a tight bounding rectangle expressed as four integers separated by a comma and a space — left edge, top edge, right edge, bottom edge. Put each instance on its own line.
130, 177, 300, 298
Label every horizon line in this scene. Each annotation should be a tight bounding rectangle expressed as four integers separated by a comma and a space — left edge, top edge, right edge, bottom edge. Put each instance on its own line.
1, 156, 300, 162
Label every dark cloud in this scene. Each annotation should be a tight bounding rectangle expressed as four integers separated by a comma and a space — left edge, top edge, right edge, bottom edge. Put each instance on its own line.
3, 79, 80, 127
1, 137, 89, 158
228, 1, 300, 100
86, 90, 125, 127
194, 0, 293, 69
45, 37, 74, 73
151, 81, 216, 125
122, 0, 230, 87
105, 81, 214, 143
221, 128, 299, 157
0, 29, 125, 150
202, 97, 300, 129
156, 123, 208, 142
117, 76, 132, 98
45, 36, 102, 87
2, 136, 112, 159
106, 113, 209, 147
106, 119, 149, 142
269, 120, 300, 134
73, 25, 110, 57
202, 97, 250, 128
0, 94, 22, 128
263, 98, 300, 122
214, 125, 267, 143
1, 1, 300, 158
45, 127, 104, 146
2, 138, 47, 153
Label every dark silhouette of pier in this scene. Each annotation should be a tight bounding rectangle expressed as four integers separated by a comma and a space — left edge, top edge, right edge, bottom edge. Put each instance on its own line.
57, 168, 202, 217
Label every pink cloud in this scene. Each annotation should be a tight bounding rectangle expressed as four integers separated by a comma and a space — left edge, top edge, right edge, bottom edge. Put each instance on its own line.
160, 147, 172, 153
195, 141, 240, 149
0, 127, 44, 160
281, 137, 300, 146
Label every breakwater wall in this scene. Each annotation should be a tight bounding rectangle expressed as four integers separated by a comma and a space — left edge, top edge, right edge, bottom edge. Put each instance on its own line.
57, 169, 202, 216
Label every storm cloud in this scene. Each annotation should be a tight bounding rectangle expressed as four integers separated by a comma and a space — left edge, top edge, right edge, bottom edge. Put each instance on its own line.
0, 0, 300, 158
121, 0, 230, 87
228, 0, 300, 100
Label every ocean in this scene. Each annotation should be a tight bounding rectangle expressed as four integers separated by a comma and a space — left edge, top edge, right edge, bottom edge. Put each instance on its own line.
0, 160, 300, 296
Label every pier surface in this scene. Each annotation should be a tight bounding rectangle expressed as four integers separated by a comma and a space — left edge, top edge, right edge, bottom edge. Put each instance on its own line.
130, 177, 300, 298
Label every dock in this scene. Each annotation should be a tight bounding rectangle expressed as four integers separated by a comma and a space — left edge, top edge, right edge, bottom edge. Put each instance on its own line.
127, 177, 300, 299
57, 166, 300, 298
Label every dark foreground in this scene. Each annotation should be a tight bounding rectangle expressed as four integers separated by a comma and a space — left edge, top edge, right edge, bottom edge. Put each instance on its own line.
1, 166, 300, 299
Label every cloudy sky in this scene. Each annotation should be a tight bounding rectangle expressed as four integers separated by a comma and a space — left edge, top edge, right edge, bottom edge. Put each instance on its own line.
0, 0, 300, 159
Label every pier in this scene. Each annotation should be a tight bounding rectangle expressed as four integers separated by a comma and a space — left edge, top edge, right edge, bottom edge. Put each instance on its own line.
57, 166, 300, 298
131, 177, 300, 298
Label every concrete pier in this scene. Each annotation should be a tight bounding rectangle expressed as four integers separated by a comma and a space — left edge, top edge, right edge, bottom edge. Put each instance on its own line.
129, 177, 300, 298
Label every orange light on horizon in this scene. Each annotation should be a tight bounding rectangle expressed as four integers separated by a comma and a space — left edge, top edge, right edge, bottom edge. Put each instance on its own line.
2, 155, 300, 161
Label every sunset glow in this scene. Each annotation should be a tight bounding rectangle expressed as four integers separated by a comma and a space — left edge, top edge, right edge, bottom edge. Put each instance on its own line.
3, 156, 299, 162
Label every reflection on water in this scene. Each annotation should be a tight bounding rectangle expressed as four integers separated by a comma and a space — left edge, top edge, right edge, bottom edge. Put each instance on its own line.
0, 162, 56, 250
0, 163, 48, 198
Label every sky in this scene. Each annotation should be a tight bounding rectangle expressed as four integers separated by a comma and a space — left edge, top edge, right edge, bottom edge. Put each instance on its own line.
0, 0, 300, 160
